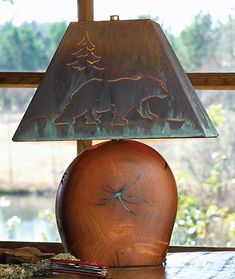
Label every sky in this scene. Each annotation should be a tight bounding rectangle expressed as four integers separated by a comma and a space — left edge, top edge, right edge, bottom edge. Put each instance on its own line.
0, 0, 235, 34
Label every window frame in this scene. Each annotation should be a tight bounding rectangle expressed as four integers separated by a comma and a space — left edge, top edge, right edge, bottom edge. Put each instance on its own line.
0, 0, 235, 252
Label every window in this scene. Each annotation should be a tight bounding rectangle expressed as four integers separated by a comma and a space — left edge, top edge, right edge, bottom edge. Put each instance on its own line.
151, 90, 235, 246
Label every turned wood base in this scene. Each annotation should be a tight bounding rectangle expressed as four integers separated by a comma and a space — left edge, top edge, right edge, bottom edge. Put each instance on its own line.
56, 140, 177, 266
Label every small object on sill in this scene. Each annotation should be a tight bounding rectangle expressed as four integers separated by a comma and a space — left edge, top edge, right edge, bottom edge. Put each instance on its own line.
51, 258, 111, 278
52, 253, 78, 261
0, 247, 55, 264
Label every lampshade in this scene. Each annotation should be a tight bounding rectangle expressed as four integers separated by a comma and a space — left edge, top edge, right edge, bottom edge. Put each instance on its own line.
13, 19, 218, 142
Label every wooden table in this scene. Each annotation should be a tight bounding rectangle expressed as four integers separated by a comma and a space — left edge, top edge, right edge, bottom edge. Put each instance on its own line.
33, 251, 235, 279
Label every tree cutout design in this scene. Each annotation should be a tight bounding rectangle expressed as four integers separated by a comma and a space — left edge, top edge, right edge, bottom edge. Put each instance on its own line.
54, 32, 109, 126
66, 31, 105, 73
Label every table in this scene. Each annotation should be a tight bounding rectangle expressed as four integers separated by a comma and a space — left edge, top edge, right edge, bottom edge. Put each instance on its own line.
33, 251, 235, 279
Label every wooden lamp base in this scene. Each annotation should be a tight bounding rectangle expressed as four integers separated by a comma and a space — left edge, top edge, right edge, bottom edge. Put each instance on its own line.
56, 140, 177, 267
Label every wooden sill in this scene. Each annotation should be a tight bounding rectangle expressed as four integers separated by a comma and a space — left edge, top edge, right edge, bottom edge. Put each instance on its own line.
0, 72, 235, 90
1, 241, 235, 254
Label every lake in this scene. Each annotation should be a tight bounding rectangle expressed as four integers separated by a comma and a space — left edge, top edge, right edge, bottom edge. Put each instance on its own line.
0, 195, 60, 242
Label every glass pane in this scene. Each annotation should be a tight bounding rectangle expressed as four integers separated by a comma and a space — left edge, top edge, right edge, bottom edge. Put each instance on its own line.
94, 0, 235, 72
0, 88, 76, 241
0, 0, 76, 71
147, 90, 235, 246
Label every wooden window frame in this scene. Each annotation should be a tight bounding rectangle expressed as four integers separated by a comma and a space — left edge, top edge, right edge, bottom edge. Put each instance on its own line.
0, 72, 235, 90
0, 0, 235, 254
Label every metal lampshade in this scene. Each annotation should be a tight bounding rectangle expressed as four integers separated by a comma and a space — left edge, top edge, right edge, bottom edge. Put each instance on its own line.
13, 19, 218, 141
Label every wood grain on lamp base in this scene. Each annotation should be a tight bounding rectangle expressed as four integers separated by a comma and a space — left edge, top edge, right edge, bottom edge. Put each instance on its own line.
56, 140, 177, 267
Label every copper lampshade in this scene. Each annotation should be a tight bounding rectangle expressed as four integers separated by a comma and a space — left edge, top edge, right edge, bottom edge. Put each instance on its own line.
13, 19, 217, 141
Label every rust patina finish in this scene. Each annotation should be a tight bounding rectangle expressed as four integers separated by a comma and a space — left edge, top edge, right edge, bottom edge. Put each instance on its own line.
13, 19, 218, 141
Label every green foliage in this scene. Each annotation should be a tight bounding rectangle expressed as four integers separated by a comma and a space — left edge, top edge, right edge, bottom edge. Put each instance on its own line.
139, 12, 235, 72
178, 13, 217, 71
225, 213, 235, 239
172, 171, 235, 246
171, 171, 205, 245
0, 21, 67, 71
0, 21, 67, 111
137, 15, 160, 22
215, 16, 235, 70
38, 209, 60, 242
170, 104, 235, 245
43, 22, 67, 59
206, 152, 227, 191
207, 104, 225, 127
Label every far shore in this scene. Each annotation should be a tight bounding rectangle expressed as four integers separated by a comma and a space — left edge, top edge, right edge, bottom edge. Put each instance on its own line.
0, 188, 57, 197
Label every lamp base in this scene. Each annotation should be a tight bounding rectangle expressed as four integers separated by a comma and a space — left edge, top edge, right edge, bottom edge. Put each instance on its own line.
56, 140, 177, 267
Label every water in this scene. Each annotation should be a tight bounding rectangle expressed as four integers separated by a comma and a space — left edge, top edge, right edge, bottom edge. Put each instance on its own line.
0, 195, 60, 242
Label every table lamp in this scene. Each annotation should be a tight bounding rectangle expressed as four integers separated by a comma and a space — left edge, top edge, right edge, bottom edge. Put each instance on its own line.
13, 18, 218, 267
